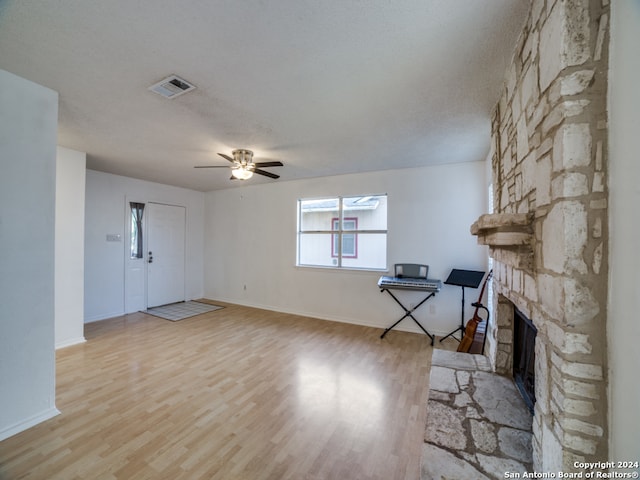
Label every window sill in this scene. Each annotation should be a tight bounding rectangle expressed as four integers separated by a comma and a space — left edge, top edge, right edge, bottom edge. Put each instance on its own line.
295, 264, 389, 274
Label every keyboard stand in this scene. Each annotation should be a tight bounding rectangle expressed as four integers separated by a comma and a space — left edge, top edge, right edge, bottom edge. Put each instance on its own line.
379, 288, 436, 345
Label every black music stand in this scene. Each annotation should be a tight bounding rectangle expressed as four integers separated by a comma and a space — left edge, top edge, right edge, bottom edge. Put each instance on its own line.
440, 269, 485, 343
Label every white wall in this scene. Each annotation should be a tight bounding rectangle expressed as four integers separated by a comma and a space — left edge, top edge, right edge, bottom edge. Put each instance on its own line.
607, 0, 640, 463
0, 69, 59, 440
84, 170, 205, 322
55, 146, 86, 348
205, 161, 488, 336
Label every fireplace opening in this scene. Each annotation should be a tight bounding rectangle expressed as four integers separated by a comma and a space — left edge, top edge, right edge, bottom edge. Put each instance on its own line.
513, 307, 536, 414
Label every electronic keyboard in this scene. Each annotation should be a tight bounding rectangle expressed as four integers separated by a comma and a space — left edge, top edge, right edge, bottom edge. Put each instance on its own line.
377, 276, 442, 292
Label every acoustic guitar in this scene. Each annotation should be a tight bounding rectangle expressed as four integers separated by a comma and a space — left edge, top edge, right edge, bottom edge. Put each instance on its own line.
457, 270, 493, 353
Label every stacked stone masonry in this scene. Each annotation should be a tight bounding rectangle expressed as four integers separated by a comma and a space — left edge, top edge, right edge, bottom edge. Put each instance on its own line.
480, 0, 609, 473
423, 350, 534, 480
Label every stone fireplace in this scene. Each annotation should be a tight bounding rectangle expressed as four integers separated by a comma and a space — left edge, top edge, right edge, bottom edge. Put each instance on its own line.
471, 0, 610, 472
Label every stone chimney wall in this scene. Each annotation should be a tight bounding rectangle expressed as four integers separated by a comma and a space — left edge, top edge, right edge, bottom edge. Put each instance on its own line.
482, 0, 610, 472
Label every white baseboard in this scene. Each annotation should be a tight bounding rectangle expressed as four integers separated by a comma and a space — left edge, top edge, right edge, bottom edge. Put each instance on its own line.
84, 310, 124, 323
207, 297, 451, 336
55, 336, 87, 350
0, 407, 61, 442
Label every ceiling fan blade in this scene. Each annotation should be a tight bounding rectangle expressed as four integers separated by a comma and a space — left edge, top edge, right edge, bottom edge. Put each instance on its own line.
218, 153, 235, 163
194, 165, 230, 168
254, 161, 283, 168
254, 168, 280, 179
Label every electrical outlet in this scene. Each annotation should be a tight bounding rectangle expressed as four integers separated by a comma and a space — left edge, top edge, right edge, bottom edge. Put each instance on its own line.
243, 284, 247, 291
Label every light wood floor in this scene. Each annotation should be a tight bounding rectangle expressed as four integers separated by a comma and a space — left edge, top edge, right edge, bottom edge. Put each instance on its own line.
0, 301, 443, 480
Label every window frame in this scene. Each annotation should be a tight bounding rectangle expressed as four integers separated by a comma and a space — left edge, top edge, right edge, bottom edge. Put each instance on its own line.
129, 202, 145, 259
331, 217, 358, 258
297, 194, 387, 270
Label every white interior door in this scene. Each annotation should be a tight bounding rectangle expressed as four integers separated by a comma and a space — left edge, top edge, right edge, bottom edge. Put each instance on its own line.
147, 203, 186, 308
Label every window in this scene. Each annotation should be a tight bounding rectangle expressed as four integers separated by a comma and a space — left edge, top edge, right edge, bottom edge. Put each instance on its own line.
297, 194, 387, 270
332, 217, 357, 258
130, 202, 144, 259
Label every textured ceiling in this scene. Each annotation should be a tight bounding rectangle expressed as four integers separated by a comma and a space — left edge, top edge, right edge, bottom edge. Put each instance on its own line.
0, 0, 529, 191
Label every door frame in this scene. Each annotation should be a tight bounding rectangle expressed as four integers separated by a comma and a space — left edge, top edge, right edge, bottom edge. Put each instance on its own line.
123, 198, 187, 313
124, 196, 147, 314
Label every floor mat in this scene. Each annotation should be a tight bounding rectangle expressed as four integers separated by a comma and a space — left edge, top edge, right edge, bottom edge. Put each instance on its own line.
144, 301, 223, 321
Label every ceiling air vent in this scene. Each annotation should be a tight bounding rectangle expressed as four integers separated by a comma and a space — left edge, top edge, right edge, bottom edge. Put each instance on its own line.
148, 75, 196, 99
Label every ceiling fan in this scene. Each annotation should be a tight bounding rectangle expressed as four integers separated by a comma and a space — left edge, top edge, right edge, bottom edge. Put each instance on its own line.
194, 149, 283, 180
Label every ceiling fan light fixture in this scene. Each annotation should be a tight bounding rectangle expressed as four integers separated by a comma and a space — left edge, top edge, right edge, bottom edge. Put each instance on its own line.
231, 167, 254, 180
